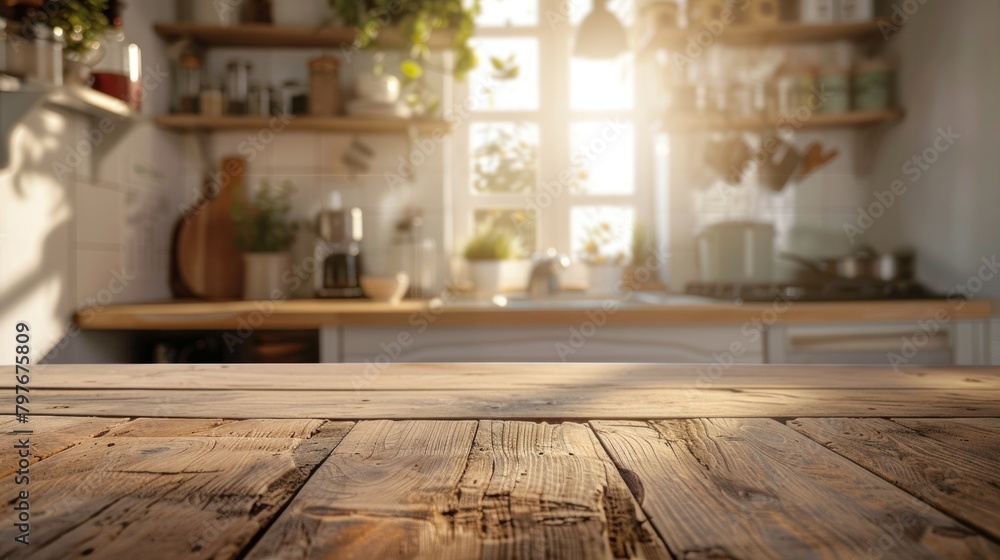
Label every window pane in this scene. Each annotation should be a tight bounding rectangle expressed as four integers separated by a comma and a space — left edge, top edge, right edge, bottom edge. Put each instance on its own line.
570, 121, 634, 195
471, 122, 539, 194
469, 38, 539, 111
476, 0, 538, 27
570, 56, 634, 110
474, 208, 535, 257
569, 0, 636, 27
571, 206, 635, 263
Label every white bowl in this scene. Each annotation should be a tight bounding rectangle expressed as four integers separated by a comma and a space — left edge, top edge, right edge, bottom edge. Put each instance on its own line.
361, 273, 409, 304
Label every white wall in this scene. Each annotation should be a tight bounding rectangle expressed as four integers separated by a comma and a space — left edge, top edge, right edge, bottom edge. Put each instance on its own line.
864, 0, 1000, 302
0, 0, 184, 364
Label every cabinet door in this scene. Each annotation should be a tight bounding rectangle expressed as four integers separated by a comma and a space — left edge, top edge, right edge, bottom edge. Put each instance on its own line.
341, 325, 763, 364
766, 322, 962, 365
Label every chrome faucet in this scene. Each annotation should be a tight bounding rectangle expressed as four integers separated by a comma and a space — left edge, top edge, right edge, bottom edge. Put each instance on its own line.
526, 249, 571, 297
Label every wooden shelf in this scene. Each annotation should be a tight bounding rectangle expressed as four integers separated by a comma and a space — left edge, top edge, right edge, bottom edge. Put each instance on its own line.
154, 23, 455, 50
659, 108, 904, 133
154, 114, 453, 135
646, 19, 892, 50
0, 83, 135, 168
46, 85, 133, 120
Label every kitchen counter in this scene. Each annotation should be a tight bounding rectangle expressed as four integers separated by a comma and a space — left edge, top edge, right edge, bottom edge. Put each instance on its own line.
4, 363, 1000, 558
73, 296, 993, 330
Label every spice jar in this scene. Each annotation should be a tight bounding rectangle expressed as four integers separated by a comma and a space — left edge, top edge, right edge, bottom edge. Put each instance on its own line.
308, 55, 342, 116
174, 53, 202, 114
200, 79, 225, 117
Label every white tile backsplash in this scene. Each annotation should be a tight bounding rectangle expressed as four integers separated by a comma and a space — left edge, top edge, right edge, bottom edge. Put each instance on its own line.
76, 182, 123, 245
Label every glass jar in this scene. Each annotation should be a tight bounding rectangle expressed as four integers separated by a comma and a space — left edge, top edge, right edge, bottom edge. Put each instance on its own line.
247, 81, 271, 116
92, 3, 130, 103
225, 59, 252, 115
174, 53, 202, 114
200, 79, 225, 117
853, 59, 893, 111
1, 20, 64, 86
817, 68, 850, 114
277, 80, 308, 116
308, 54, 342, 116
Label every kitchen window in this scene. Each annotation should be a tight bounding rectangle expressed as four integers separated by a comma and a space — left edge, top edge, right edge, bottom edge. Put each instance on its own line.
451, 0, 649, 264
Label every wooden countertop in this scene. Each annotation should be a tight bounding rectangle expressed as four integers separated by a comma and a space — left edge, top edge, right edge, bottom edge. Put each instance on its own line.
74, 297, 993, 330
3, 363, 999, 558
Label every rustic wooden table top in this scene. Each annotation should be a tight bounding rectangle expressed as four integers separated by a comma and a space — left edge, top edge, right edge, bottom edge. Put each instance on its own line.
3, 363, 1000, 559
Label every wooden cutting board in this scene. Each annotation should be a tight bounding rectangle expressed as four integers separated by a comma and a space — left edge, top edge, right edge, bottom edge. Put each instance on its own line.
170, 156, 246, 299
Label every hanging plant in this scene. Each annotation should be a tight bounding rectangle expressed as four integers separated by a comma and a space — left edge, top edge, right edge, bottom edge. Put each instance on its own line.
39, 0, 110, 59
329, 0, 481, 114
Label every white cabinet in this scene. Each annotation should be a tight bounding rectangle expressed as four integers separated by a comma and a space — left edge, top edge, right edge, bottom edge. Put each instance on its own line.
331, 325, 764, 364
765, 321, 990, 365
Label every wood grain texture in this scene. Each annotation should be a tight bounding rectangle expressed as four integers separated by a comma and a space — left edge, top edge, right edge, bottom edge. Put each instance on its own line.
789, 417, 1000, 540
28, 387, 1000, 420
592, 419, 1000, 559
0, 416, 128, 477
248, 420, 669, 559
890, 418, 1000, 456
103, 418, 326, 438
14, 363, 1000, 391
0, 420, 352, 559
72, 298, 992, 330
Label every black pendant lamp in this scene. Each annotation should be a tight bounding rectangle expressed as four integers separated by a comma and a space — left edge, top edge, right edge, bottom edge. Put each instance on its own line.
573, 0, 628, 59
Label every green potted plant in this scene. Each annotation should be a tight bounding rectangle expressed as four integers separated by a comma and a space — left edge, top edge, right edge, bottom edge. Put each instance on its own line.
329, 0, 480, 115
579, 221, 627, 295
463, 224, 518, 296
43, 0, 110, 84
231, 180, 299, 300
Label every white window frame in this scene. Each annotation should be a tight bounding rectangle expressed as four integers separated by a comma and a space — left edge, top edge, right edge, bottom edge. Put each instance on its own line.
450, 0, 652, 261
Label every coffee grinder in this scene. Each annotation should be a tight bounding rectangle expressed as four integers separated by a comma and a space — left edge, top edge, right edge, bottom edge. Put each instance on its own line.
315, 192, 364, 298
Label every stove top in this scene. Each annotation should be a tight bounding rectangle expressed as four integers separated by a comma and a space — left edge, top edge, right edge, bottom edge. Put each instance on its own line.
685, 280, 940, 302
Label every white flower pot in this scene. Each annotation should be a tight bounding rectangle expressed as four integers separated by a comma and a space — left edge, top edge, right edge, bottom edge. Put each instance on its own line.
467, 260, 530, 295
193, 0, 245, 26
468, 260, 503, 296
272, 0, 332, 26
587, 264, 623, 296
355, 74, 401, 103
243, 252, 292, 300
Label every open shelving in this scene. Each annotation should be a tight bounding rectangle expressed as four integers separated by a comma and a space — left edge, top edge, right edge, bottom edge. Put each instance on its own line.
659, 108, 904, 133
153, 23, 455, 50
645, 19, 893, 50
0, 83, 135, 168
154, 114, 453, 135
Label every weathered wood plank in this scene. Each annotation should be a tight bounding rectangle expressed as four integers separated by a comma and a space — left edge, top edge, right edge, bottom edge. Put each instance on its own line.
592, 419, 1000, 559
10, 363, 1000, 391
104, 418, 326, 438
248, 420, 669, 559
29, 387, 1000, 419
0, 416, 128, 477
790, 417, 1000, 540
0, 420, 352, 559
891, 418, 1000, 457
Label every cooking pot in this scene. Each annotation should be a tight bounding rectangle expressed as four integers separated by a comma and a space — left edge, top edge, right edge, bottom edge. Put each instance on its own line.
697, 221, 775, 283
